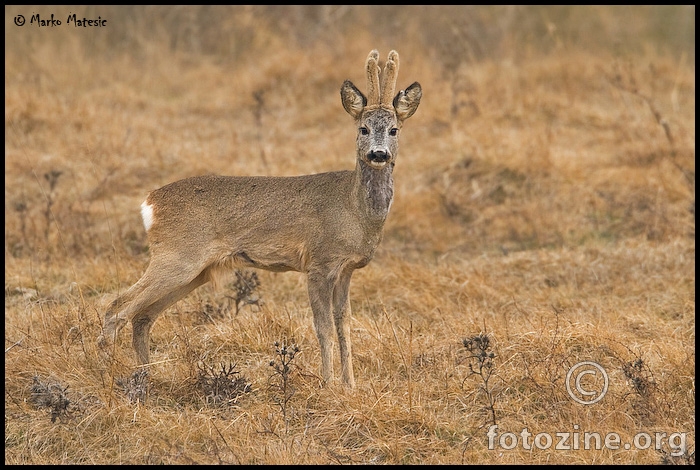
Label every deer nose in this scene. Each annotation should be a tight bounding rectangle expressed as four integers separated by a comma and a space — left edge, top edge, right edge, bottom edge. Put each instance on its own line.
367, 150, 390, 163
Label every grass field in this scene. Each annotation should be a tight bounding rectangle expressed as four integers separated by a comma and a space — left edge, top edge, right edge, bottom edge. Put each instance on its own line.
4, 5, 695, 464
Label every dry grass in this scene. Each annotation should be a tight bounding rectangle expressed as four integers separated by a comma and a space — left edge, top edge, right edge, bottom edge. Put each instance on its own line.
5, 5, 695, 464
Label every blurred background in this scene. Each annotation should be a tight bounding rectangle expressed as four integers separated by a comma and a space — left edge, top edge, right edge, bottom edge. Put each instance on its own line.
6, 6, 695, 65
5, 5, 695, 260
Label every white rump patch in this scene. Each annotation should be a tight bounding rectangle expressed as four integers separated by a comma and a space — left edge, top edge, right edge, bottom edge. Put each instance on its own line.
141, 200, 154, 232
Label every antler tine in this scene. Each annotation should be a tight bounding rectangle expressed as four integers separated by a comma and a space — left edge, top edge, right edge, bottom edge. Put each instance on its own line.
380, 50, 399, 107
365, 50, 380, 106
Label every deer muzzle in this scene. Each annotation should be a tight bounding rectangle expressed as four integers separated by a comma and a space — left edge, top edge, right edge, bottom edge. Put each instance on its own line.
367, 150, 391, 168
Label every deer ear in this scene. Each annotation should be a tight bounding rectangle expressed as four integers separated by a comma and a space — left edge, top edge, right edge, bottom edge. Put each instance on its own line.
341, 80, 366, 119
393, 82, 422, 121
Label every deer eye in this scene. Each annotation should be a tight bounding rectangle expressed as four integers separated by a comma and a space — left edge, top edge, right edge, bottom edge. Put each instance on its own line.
359, 127, 369, 135
389, 128, 399, 136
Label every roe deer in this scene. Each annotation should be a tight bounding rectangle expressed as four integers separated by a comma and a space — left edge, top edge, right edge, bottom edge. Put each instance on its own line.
97, 50, 422, 388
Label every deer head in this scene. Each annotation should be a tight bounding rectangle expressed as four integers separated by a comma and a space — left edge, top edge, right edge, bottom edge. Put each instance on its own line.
340, 50, 422, 169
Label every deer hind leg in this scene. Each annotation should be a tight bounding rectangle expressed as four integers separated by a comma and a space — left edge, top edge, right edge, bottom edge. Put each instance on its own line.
307, 270, 336, 385
99, 283, 144, 350
332, 269, 355, 388
130, 269, 210, 366
99, 256, 212, 365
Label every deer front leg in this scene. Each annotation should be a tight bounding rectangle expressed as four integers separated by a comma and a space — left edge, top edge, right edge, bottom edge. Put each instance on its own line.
307, 271, 336, 385
333, 269, 355, 388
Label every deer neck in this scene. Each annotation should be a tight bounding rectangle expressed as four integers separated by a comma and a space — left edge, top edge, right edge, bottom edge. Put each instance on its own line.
353, 159, 394, 224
